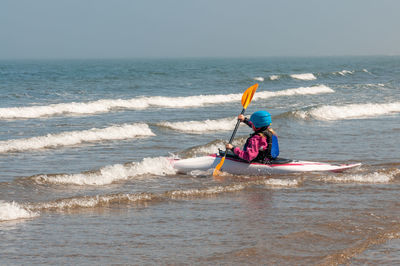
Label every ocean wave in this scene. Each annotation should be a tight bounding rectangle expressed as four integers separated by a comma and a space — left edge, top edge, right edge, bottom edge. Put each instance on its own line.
25, 183, 248, 213
0, 123, 155, 153
293, 102, 400, 121
25, 193, 158, 212
264, 178, 299, 187
167, 184, 246, 198
9, 176, 302, 220
363, 69, 371, 74
157, 117, 237, 134
319, 169, 400, 184
0, 201, 38, 222
335, 70, 355, 76
290, 73, 317, 80
180, 138, 246, 158
27, 179, 297, 214
32, 157, 176, 186
0, 85, 334, 120
253, 77, 265, 82
254, 85, 333, 99
269, 75, 280, 81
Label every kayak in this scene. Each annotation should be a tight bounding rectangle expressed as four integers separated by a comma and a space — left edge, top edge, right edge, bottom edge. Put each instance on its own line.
172, 154, 361, 175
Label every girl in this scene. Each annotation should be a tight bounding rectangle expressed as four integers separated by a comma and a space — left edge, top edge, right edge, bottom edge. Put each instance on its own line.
225, 110, 279, 162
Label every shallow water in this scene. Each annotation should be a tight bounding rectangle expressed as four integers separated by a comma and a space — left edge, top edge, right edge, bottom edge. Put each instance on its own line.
0, 57, 399, 264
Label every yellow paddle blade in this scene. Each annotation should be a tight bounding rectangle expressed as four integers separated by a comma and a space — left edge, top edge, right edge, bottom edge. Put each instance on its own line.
241, 83, 258, 109
212, 156, 226, 176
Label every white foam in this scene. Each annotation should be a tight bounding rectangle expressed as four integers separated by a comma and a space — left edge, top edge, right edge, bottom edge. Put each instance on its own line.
186, 138, 244, 157
364, 83, 385, 88
337, 70, 354, 76
294, 102, 400, 121
186, 141, 227, 156
33, 157, 176, 185
31, 193, 156, 211
0, 99, 146, 119
169, 184, 246, 198
0, 201, 38, 221
0, 94, 242, 119
264, 178, 299, 187
253, 77, 265, 82
254, 85, 334, 100
320, 170, 399, 183
31, 184, 246, 211
0, 86, 333, 120
0, 123, 155, 153
158, 117, 237, 133
269, 75, 280, 81
290, 73, 317, 80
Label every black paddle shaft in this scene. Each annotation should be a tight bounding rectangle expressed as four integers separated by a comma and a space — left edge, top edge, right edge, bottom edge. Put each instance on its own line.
228, 108, 246, 144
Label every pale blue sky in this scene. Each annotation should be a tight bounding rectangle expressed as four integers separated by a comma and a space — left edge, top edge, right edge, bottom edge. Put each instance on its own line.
1, 0, 399, 59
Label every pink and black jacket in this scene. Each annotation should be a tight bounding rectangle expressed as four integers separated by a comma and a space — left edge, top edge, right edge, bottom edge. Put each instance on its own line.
229, 118, 279, 162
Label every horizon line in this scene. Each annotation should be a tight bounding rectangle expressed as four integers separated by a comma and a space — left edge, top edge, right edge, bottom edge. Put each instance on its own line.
1, 54, 399, 61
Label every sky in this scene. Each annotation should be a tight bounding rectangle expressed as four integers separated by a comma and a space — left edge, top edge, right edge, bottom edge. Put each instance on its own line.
1, 0, 399, 59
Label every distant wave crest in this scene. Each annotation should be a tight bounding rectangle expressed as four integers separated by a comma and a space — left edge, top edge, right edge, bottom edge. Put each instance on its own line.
0, 85, 334, 120
293, 102, 400, 121
335, 70, 355, 76
290, 73, 317, 80
157, 117, 237, 134
254, 85, 333, 99
269, 75, 280, 81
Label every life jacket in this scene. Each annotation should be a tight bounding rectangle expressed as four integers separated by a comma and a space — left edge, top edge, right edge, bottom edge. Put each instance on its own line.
244, 128, 280, 162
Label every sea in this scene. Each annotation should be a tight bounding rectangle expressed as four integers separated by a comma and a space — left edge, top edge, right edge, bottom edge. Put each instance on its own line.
0, 56, 399, 265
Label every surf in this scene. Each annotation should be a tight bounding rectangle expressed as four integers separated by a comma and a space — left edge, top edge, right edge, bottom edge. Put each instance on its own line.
0, 123, 155, 153
0, 200, 38, 222
157, 117, 237, 134
290, 73, 317, 80
293, 102, 400, 121
32, 156, 176, 186
0, 85, 334, 120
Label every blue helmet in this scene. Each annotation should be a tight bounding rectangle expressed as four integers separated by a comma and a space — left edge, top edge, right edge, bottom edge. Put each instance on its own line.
250, 111, 272, 128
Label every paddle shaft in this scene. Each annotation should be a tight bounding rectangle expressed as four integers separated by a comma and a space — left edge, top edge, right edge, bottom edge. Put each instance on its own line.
228, 108, 245, 144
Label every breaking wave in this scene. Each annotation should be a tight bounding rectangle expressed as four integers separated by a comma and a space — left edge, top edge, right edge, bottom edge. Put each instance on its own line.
269, 75, 280, 81
290, 73, 317, 80
0, 85, 334, 120
0, 123, 155, 153
267, 73, 317, 81
23, 178, 300, 215
157, 117, 237, 134
319, 169, 400, 183
0, 201, 38, 222
180, 138, 246, 158
254, 85, 333, 100
335, 70, 355, 76
32, 157, 176, 186
293, 102, 400, 121
24, 183, 248, 214
253, 77, 264, 82
264, 178, 300, 187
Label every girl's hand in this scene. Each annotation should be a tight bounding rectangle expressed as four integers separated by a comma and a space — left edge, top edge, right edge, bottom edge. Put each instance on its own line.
238, 114, 245, 122
226, 143, 233, 150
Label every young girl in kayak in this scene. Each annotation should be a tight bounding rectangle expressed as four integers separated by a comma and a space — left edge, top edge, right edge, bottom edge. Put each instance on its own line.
225, 110, 279, 162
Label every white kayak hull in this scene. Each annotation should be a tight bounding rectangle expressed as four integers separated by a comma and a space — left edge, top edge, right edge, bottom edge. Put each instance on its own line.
172, 154, 361, 175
